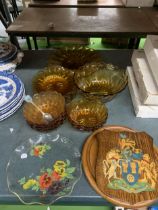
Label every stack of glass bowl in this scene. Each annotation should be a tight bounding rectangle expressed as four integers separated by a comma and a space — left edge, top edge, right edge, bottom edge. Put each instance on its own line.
0, 42, 23, 73
23, 46, 127, 131
66, 96, 108, 131
0, 72, 25, 121
23, 91, 66, 131
32, 65, 76, 102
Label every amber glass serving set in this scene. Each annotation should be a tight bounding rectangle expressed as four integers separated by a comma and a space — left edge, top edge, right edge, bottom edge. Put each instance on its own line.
23, 46, 127, 131
21, 47, 158, 208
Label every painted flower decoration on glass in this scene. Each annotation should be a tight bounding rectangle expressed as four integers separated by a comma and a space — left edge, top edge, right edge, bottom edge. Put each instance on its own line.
6, 134, 81, 204
30, 144, 51, 158
18, 159, 76, 195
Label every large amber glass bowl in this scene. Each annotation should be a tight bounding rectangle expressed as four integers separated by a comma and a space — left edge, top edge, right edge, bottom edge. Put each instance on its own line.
48, 46, 101, 71
33, 65, 75, 97
66, 97, 108, 131
74, 63, 127, 96
23, 91, 66, 131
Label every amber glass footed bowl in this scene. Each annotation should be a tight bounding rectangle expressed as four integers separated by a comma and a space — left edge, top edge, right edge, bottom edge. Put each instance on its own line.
66, 97, 108, 131
74, 63, 127, 96
33, 65, 76, 96
48, 46, 101, 71
23, 91, 66, 131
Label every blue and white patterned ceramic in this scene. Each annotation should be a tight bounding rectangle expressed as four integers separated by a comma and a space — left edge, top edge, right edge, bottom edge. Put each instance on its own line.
0, 86, 24, 115
0, 91, 25, 121
1, 80, 24, 113
0, 43, 17, 62
0, 48, 17, 65
0, 72, 22, 111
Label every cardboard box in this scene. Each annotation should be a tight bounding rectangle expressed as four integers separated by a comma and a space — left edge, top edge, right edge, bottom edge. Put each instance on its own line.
131, 50, 158, 105
127, 66, 158, 118
122, 0, 154, 7
144, 35, 158, 87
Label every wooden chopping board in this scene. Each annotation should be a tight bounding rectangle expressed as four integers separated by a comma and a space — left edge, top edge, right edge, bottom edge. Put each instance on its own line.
82, 125, 158, 208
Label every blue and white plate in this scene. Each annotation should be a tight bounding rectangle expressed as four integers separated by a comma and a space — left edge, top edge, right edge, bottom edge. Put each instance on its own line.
1, 81, 24, 113
0, 49, 17, 65
0, 91, 25, 121
0, 72, 22, 111
0, 86, 24, 115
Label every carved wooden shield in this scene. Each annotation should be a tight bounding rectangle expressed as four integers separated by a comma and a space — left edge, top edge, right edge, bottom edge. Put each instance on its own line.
82, 125, 158, 208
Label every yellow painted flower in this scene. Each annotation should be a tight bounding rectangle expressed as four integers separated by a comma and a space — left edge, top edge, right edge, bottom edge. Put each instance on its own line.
54, 166, 67, 177
53, 161, 67, 177
53, 161, 66, 169
23, 179, 38, 190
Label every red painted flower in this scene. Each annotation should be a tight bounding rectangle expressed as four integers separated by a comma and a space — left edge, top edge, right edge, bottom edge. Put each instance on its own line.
39, 173, 52, 189
34, 148, 39, 156
52, 171, 61, 181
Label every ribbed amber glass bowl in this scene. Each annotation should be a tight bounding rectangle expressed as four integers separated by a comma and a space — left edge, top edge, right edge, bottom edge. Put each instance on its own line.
48, 46, 101, 71
23, 91, 66, 131
74, 63, 127, 96
66, 97, 108, 131
33, 65, 75, 97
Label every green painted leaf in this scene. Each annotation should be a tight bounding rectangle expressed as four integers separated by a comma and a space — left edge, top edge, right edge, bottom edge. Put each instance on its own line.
46, 145, 51, 150
30, 150, 34, 156
66, 159, 70, 167
42, 190, 47, 194
46, 168, 52, 175
66, 174, 74, 179
63, 187, 72, 192
40, 167, 45, 173
32, 185, 39, 192
66, 167, 76, 174
18, 177, 26, 185
57, 191, 66, 196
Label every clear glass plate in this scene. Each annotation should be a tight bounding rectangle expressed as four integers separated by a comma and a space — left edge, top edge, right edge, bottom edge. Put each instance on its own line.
7, 134, 82, 204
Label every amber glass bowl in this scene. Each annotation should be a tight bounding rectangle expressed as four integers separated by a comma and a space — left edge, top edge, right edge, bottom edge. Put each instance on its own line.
66, 97, 108, 131
48, 46, 101, 71
33, 65, 75, 97
74, 63, 127, 96
23, 91, 66, 131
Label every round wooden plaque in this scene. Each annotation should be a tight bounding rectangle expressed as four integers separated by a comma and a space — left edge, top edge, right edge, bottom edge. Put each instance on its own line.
82, 125, 158, 208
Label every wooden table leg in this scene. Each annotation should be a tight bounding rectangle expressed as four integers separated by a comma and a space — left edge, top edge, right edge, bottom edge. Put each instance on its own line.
26, 36, 32, 50
135, 37, 141, 49
33, 36, 38, 50
128, 37, 135, 49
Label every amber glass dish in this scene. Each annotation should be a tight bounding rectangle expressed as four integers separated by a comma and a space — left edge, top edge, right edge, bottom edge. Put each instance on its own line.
74, 62, 127, 96
23, 91, 66, 131
33, 65, 75, 96
48, 46, 101, 71
66, 97, 108, 131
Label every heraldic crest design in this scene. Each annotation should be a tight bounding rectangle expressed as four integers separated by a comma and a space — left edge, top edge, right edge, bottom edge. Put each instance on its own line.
102, 133, 157, 193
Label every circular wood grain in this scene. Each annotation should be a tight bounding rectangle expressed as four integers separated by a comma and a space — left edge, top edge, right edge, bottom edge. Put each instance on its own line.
82, 125, 158, 208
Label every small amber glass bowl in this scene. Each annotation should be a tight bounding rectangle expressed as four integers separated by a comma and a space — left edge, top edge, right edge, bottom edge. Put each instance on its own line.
48, 46, 101, 71
74, 62, 127, 98
66, 97, 108, 131
23, 91, 66, 131
32, 65, 76, 99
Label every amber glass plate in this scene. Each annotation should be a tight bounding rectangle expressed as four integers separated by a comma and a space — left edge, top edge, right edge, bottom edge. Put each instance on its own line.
33, 65, 75, 96
23, 91, 66, 131
48, 46, 101, 71
7, 134, 82, 204
66, 97, 108, 131
74, 63, 127, 96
